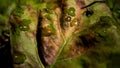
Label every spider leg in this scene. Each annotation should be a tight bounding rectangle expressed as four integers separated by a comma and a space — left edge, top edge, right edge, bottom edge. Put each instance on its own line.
81, 1, 105, 9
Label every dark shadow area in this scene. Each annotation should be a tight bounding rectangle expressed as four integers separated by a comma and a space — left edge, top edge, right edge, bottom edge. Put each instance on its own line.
107, 53, 120, 68
0, 30, 13, 68
36, 11, 48, 66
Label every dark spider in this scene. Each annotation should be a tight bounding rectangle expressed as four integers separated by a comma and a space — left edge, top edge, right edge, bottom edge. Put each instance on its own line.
85, 8, 94, 17
81, 1, 105, 17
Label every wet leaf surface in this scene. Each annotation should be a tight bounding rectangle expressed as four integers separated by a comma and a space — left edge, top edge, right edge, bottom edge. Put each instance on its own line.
0, 0, 120, 68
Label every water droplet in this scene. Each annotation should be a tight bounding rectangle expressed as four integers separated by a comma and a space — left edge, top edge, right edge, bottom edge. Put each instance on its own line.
19, 25, 29, 31
65, 16, 71, 22
67, 7, 75, 16
42, 26, 55, 36
70, 19, 78, 27
13, 52, 26, 64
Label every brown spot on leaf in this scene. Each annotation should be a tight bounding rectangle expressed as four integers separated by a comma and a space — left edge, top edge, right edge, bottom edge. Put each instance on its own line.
80, 34, 99, 48
75, 0, 85, 8
26, 4, 31, 11
41, 37, 59, 65
66, 30, 101, 58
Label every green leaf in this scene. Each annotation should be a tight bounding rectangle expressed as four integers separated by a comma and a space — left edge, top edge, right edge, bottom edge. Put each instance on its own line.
49, 1, 120, 68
